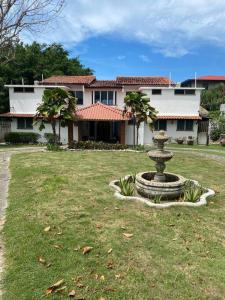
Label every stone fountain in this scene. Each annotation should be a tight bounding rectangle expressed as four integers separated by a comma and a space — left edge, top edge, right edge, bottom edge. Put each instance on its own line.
135, 130, 186, 200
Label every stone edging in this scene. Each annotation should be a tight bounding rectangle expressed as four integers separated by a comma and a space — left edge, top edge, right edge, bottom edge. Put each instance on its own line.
109, 176, 215, 209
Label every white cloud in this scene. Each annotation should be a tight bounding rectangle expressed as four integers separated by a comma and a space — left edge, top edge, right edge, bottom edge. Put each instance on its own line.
22, 0, 225, 57
139, 54, 151, 62
117, 55, 126, 60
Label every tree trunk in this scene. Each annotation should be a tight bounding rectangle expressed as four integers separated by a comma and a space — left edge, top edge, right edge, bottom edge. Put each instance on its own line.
51, 120, 57, 144
58, 119, 61, 144
136, 123, 140, 145
133, 117, 136, 147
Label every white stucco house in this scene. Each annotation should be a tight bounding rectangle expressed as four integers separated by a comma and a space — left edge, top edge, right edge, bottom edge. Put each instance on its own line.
0, 75, 209, 145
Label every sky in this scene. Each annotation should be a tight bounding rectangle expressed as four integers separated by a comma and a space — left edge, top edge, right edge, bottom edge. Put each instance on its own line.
23, 0, 225, 82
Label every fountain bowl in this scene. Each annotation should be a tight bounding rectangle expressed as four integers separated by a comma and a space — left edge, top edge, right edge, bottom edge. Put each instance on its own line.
135, 171, 186, 200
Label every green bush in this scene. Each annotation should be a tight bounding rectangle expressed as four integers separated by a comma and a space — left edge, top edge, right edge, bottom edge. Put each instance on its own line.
44, 133, 59, 144
69, 140, 128, 150
210, 127, 222, 141
118, 176, 135, 196
5, 132, 40, 144
46, 143, 61, 151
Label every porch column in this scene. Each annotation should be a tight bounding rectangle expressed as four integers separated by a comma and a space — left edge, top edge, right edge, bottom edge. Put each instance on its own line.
120, 121, 125, 145
68, 120, 74, 144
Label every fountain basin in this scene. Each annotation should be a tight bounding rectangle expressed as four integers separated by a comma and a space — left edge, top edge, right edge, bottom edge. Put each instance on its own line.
135, 171, 186, 200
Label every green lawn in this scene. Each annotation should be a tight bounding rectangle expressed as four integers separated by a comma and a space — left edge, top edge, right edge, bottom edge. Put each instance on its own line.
3, 151, 225, 299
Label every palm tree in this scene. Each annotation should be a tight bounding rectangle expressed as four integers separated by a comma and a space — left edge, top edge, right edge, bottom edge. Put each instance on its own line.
34, 88, 76, 144
124, 92, 157, 145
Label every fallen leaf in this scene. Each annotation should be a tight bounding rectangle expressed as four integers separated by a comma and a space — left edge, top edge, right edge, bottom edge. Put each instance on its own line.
96, 224, 102, 229
44, 226, 51, 232
100, 275, 105, 281
99, 297, 105, 300
53, 244, 63, 249
114, 207, 120, 210
120, 226, 126, 230
106, 260, 114, 269
44, 279, 64, 296
107, 248, 112, 254
68, 289, 76, 297
56, 286, 67, 293
77, 283, 84, 288
123, 233, 133, 238
46, 263, 52, 268
115, 274, 121, 279
38, 256, 46, 265
168, 224, 175, 227
83, 246, 93, 254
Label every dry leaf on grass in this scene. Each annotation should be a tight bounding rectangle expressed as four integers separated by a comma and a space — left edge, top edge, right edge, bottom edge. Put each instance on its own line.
100, 275, 105, 281
83, 246, 93, 254
106, 260, 114, 269
53, 244, 64, 249
38, 256, 46, 265
44, 279, 64, 295
123, 233, 133, 238
96, 224, 102, 229
77, 283, 84, 288
107, 248, 112, 254
44, 226, 51, 232
68, 289, 76, 297
99, 297, 105, 300
56, 286, 67, 293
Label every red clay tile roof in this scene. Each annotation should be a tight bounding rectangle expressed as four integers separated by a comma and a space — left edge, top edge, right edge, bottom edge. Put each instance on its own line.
116, 76, 172, 86
42, 75, 96, 85
87, 80, 122, 88
76, 102, 130, 121
0, 113, 34, 117
157, 115, 201, 120
197, 75, 225, 81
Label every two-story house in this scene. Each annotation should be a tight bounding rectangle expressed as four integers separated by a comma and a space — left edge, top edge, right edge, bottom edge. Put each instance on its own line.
0, 75, 208, 145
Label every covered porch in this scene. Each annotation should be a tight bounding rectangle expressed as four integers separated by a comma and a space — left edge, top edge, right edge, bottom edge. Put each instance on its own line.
73, 102, 130, 144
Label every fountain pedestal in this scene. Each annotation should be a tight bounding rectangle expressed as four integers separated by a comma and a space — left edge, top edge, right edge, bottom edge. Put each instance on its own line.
135, 131, 186, 200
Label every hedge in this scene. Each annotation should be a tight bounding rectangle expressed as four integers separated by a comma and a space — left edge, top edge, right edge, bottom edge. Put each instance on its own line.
5, 132, 40, 144
69, 140, 128, 150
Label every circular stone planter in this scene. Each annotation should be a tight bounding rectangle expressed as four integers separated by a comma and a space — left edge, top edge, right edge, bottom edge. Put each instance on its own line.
109, 175, 215, 209
136, 171, 186, 200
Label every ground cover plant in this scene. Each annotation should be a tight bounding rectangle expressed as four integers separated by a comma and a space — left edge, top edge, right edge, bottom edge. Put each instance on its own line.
3, 151, 225, 299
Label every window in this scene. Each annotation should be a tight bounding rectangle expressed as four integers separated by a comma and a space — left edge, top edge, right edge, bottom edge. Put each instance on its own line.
128, 118, 136, 125
15, 87, 34, 93
94, 91, 114, 105
177, 120, 193, 131
74, 91, 83, 105
174, 89, 195, 95
154, 120, 167, 131
14, 87, 34, 93
14, 87, 23, 93
152, 89, 162, 95
17, 118, 33, 129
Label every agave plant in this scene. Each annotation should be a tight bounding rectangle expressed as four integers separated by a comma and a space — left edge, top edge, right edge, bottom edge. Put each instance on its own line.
183, 181, 204, 202
153, 194, 162, 204
118, 177, 134, 196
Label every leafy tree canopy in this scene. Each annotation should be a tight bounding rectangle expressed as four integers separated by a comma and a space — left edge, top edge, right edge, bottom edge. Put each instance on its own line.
201, 83, 225, 111
0, 42, 93, 113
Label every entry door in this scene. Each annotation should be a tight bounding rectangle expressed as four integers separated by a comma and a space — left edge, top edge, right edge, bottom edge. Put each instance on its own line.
97, 122, 110, 142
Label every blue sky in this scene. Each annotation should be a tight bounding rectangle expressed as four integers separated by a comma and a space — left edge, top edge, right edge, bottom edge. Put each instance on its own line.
23, 0, 225, 82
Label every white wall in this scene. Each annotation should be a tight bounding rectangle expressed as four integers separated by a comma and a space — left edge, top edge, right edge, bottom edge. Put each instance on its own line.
11, 118, 69, 144
144, 120, 198, 145
9, 87, 45, 113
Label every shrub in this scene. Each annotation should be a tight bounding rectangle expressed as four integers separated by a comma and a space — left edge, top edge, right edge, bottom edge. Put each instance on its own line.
182, 181, 204, 202
44, 133, 60, 144
5, 132, 40, 144
118, 177, 135, 196
69, 140, 128, 150
220, 138, 225, 147
176, 137, 184, 144
210, 127, 222, 141
46, 143, 61, 151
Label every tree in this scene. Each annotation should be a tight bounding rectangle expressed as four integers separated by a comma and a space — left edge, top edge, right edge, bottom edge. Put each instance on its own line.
124, 92, 157, 145
201, 83, 225, 111
0, 42, 93, 113
0, 0, 64, 63
34, 87, 76, 144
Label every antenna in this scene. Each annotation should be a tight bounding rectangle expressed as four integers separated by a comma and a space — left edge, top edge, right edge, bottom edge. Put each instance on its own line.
194, 72, 197, 88
169, 72, 171, 88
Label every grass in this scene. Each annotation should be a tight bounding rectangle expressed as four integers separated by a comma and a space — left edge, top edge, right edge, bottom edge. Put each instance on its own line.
0, 144, 43, 150
3, 151, 225, 299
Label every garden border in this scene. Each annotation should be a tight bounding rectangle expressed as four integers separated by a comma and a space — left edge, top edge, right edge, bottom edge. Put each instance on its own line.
109, 176, 215, 209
